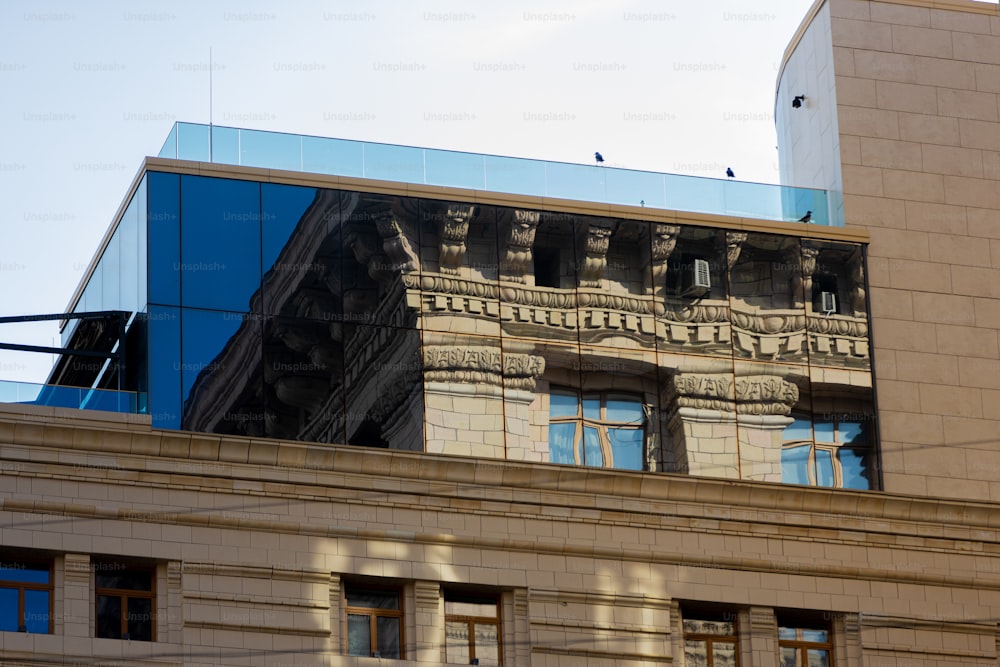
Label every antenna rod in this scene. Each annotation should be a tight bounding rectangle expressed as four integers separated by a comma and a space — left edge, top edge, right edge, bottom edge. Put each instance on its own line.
209, 47, 214, 160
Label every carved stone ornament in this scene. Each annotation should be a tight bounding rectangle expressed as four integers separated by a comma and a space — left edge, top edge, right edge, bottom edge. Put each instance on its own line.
374, 212, 419, 274
579, 223, 613, 287
422, 345, 545, 391
500, 210, 540, 283
671, 372, 799, 416
438, 204, 476, 275
648, 224, 680, 290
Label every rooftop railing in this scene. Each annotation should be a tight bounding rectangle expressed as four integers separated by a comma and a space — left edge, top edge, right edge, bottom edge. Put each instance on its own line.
0, 380, 142, 414
158, 122, 839, 227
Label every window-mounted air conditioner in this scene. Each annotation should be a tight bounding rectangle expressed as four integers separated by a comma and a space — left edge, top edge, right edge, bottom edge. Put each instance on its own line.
681, 258, 711, 298
819, 291, 837, 314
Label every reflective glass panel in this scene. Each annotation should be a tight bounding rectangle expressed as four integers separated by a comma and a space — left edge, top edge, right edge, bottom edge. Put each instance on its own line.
784, 416, 813, 442
667, 174, 725, 216
346, 589, 399, 610
582, 395, 601, 419
838, 448, 870, 490
180, 176, 261, 312
605, 168, 665, 209
96, 569, 152, 591
0, 562, 50, 584
778, 627, 797, 640
780, 646, 799, 667
583, 426, 603, 467
101, 220, 121, 310
240, 129, 301, 171
545, 162, 606, 202
363, 143, 424, 183
302, 136, 364, 177
376, 616, 401, 658
548, 423, 576, 464
148, 306, 181, 430
475, 623, 500, 666
483, 155, 546, 196
446, 621, 471, 664
147, 171, 181, 307
685, 640, 709, 667
714, 641, 738, 667
807, 648, 830, 667
814, 420, 835, 442
347, 614, 370, 656
605, 396, 643, 423
815, 449, 835, 487
802, 629, 828, 642
549, 391, 578, 418
119, 194, 139, 313
210, 126, 239, 165
96, 595, 122, 638
839, 420, 865, 444
782, 445, 811, 485
0, 588, 17, 631
609, 428, 643, 470
158, 123, 177, 158
176, 122, 210, 162
724, 179, 782, 219
127, 597, 153, 641
425, 148, 486, 190
137, 174, 148, 310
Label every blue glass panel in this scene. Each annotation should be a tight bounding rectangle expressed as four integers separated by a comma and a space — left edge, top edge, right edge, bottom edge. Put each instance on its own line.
119, 193, 139, 313
148, 306, 181, 429
815, 449, 835, 487
158, 122, 178, 158
179, 308, 252, 424
101, 222, 121, 310
814, 419, 835, 443
210, 126, 240, 165
667, 174, 725, 216
240, 129, 301, 171
784, 186, 828, 225
545, 162, 606, 202
783, 416, 813, 441
81, 261, 103, 313
147, 172, 181, 307
137, 175, 148, 310
424, 149, 485, 190
0, 562, 50, 584
723, 180, 782, 219
839, 420, 865, 444
838, 448, 871, 489
605, 168, 665, 209
548, 423, 576, 464
176, 122, 210, 162
549, 391, 578, 418
180, 176, 261, 312
0, 588, 17, 631
808, 649, 830, 667
302, 136, 364, 177
609, 428, 643, 470
802, 629, 829, 642
24, 590, 49, 633
483, 155, 546, 197
583, 426, 603, 467
363, 143, 424, 183
582, 395, 600, 419
781, 445, 811, 485
605, 396, 643, 424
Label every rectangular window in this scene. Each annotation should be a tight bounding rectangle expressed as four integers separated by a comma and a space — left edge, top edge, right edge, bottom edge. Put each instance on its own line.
445, 593, 501, 666
345, 587, 402, 659
549, 388, 646, 470
0, 556, 52, 634
778, 623, 831, 667
95, 562, 155, 641
781, 412, 872, 489
683, 612, 738, 667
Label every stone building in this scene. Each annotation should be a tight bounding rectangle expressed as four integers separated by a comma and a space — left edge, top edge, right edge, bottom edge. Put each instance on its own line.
1, 0, 999, 665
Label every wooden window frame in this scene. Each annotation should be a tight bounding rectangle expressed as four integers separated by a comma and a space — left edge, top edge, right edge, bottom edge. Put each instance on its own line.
344, 586, 404, 659
445, 593, 502, 666
0, 556, 53, 634
682, 613, 739, 667
778, 624, 833, 666
94, 562, 156, 641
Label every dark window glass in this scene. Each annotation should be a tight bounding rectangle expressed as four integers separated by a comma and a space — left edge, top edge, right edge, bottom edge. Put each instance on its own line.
0, 588, 18, 632
97, 570, 152, 591
180, 175, 261, 312
127, 597, 153, 641
148, 306, 181, 430
344, 587, 402, 658
147, 171, 181, 307
95, 562, 154, 641
23, 589, 49, 634
0, 557, 52, 634
96, 595, 122, 639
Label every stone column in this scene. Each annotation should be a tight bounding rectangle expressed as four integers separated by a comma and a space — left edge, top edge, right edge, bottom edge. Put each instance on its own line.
63, 553, 90, 637
740, 606, 778, 667
414, 580, 442, 662
329, 574, 341, 654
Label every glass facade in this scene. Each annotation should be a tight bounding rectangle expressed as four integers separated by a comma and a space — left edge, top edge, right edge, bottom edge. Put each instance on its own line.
49, 154, 874, 488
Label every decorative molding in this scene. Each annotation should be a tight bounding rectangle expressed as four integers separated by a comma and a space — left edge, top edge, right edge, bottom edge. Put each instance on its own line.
375, 211, 419, 275
724, 231, 748, 270
500, 210, 540, 282
422, 345, 545, 391
414, 580, 440, 607
438, 204, 475, 274
670, 373, 799, 416
578, 222, 613, 287
647, 224, 680, 292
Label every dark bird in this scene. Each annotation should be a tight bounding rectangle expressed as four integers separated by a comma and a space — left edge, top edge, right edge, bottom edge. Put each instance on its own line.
726, 167, 735, 179
798, 210, 812, 223
640, 199, 645, 207
594, 151, 604, 164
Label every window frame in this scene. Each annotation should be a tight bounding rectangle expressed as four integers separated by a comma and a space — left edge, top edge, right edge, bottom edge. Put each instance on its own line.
343, 585, 404, 659
778, 622, 833, 667
548, 387, 647, 470
444, 592, 502, 666
94, 561, 156, 641
781, 412, 872, 489
0, 556, 54, 634
681, 609, 739, 667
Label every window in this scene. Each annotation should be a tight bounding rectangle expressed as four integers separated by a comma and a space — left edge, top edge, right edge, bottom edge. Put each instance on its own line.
548, 389, 646, 470
0, 557, 52, 634
445, 593, 501, 666
95, 562, 155, 641
778, 623, 831, 667
345, 587, 402, 659
781, 413, 872, 489
683, 613, 738, 667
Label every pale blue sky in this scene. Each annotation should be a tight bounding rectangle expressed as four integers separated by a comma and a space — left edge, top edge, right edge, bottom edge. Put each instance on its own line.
0, 0, 891, 383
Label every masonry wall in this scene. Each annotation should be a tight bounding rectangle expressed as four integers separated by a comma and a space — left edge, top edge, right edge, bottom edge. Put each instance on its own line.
779, 0, 1000, 499
2, 405, 1000, 666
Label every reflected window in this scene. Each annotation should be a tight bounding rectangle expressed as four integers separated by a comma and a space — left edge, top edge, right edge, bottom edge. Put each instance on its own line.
0, 555, 52, 634
345, 587, 402, 659
549, 389, 645, 470
445, 593, 501, 666
95, 561, 155, 641
781, 413, 872, 490
683, 612, 738, 667
778, 623, 831, 667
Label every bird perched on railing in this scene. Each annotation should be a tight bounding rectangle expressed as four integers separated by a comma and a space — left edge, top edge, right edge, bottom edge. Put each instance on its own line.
594, 152, 604, 165
798, 211, 812, 223
726, 167, 735, 178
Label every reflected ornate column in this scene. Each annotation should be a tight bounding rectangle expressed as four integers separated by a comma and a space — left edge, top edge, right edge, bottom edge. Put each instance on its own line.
787, 243, 819, 310
438, 204, 475, 275
646, 223, 680, 296
578, 222, 613, 287
724, 231, 748, 271
374, 211, 419, 274
667, 372, 797, 481
849, 247, 866, 316
500, 210, 540, 283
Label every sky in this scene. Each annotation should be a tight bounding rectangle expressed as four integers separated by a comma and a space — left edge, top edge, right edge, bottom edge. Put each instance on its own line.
0, 0, 848, 384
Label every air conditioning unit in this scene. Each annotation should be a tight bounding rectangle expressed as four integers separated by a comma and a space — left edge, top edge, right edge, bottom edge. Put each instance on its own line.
819, 291, 837, 314
681, 258, 711, 298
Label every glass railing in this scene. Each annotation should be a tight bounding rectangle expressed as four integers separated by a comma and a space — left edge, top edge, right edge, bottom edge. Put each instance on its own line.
158, 122, 839, 227
0, 380, 143, 414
